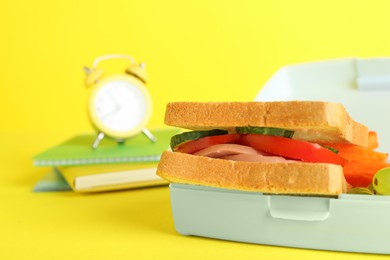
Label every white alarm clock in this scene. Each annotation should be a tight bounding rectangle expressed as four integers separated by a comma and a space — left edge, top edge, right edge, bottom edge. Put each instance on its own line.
84, 54, 156, 149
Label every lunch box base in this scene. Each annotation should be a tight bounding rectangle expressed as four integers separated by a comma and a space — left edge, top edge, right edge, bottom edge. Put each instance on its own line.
170, 183, 390, 254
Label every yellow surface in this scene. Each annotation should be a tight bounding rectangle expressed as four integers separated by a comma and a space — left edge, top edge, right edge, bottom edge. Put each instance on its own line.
2, 132, 388, 260
2, 0, 390, 259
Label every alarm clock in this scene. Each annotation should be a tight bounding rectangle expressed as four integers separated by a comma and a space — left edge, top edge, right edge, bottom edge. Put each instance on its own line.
84, 54, 156, 149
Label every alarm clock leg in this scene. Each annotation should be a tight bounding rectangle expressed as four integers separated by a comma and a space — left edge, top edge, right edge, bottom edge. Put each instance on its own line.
92, 132, 105, 149
142, 128, 157, 143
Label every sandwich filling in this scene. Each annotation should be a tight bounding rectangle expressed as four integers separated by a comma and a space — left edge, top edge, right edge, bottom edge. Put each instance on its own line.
171, 127, 347, 166
170, 127, 389, 188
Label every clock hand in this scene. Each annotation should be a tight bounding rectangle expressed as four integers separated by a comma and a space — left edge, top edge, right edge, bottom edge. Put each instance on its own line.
101, 107, 120, 120
107, 91, 122, 110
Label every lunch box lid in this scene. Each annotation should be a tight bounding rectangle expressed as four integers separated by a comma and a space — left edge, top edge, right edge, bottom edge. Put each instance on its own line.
255, 57, 390, 153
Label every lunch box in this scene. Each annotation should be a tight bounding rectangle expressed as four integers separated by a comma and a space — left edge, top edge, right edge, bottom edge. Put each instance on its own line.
169, 58, 390, 254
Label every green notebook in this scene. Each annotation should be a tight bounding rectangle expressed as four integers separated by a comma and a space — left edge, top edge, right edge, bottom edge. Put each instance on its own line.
33, 128, 179, 166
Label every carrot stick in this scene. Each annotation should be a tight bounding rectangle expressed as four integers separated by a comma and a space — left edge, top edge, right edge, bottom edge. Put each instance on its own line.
343, 161, 390, 187
321, 143, 388, 162
368, 131, 379, 150
321, 141, 389, 188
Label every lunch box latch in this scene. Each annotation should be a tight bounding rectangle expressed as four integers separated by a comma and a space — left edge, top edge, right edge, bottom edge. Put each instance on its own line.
356, 58, 390, 90
268, 195, 331, 221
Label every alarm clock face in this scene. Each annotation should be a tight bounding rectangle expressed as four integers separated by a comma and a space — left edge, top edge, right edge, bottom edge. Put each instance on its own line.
88, 75, 152, 139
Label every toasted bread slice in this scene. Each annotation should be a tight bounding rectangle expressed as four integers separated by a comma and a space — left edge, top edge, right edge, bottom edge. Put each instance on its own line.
157, 151, 347, 196
165, 101, 368, 147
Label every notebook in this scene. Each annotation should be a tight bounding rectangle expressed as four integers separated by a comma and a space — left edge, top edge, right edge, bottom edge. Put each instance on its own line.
33, 168, 72, 192
33, 128, 179, 166
56, 163, 166, 192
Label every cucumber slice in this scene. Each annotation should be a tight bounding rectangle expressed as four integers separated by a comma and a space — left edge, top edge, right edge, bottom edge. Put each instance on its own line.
321, 145, 339, 154
235, 126, 294, 138
170, 129, 228, 150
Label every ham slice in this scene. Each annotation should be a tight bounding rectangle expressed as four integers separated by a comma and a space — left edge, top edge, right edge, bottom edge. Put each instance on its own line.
193, 144, 260, 158
193, 143, 292, 162
221, 154, 291, 162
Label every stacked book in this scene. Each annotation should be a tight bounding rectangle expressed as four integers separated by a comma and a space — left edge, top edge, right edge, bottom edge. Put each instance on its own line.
33, 128, 179, 192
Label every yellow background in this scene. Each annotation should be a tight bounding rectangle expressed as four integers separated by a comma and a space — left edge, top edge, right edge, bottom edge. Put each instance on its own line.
1, 1, 390, 259
3, 0, 390, 133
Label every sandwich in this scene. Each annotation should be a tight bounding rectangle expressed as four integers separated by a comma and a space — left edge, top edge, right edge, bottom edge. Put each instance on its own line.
156, 101, 389, 196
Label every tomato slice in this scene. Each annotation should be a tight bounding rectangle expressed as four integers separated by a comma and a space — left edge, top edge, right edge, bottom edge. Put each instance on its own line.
240, 134, 347, 166
175, 134, 242, 154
